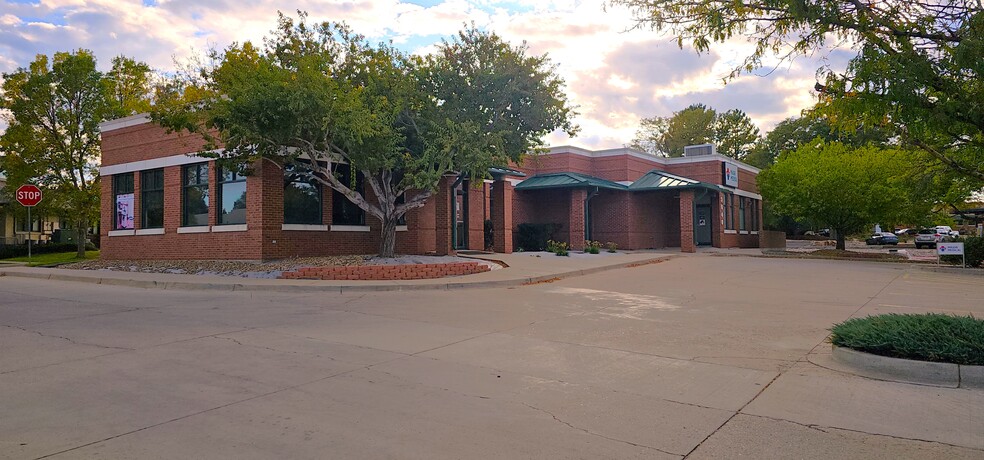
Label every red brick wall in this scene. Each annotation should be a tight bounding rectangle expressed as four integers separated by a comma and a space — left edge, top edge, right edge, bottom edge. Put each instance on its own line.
102, 123, 211, 166
281, 262, 490, 280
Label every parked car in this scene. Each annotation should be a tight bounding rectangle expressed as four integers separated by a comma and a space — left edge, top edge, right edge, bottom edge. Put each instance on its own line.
935, 225, 960, 237
866, 232, 899, 245
914, 228, 948, 249
894, 228, 911, 235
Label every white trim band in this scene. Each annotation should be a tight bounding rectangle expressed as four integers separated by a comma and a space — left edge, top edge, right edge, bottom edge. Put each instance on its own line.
177, 226, 210, 234
282, 224, 328, 231
331, 225, 371, 232
135, 228, 165, 236
212, 224, 247, 233
99, 150, 223, 177
396, 225, 408, 232
108, 230, 135, 237
99, 113, 151, 132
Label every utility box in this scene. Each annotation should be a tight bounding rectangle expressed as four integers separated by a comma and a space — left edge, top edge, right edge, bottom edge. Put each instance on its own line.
52, 229, 78, 244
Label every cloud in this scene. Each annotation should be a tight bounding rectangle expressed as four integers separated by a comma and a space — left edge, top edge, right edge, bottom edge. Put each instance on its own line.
0, 0, 851, 150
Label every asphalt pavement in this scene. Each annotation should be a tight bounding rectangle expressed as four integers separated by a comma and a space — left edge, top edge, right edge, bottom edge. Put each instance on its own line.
1, 255, 982, 459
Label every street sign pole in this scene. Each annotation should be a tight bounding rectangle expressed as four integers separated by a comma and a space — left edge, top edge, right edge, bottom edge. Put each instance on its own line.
27, 205, 31, 263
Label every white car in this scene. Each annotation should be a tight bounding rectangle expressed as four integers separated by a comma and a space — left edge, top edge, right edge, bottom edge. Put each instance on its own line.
935, 226, 960, 237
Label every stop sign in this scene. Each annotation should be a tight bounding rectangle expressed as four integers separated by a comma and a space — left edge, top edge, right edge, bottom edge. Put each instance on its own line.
15, 184, 43, 207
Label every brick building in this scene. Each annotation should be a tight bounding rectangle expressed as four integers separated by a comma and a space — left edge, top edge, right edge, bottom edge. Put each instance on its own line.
98, 115, 762, 260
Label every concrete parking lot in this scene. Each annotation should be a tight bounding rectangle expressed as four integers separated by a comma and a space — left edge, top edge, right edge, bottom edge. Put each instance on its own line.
2, 256, 983, 459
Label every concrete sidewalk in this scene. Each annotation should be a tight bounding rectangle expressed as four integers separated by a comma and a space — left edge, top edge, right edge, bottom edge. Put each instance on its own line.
0, 251, 677, 292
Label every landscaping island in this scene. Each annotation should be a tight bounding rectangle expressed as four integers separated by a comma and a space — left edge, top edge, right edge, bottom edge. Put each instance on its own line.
831, 314, 984, 366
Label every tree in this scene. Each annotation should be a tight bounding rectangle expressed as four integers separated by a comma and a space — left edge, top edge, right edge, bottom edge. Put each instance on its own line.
713, 108, 759, 160
0, 51, 151, 258
610, 0, 984, 186
153, 12, 577, 257
631, 103, 715, 156
759, 141, 931, 250
745, 115, 890, 169
103, 56, 153, 119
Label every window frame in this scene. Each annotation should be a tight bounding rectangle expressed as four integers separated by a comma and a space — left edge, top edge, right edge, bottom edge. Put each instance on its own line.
140, 169, 165, 229
216, 165, 247, 226
331, 163, 366, 226
739, 196, 746, 231
283, 165, 324, 225
113, 173, 135, 230
182, 163, 210, 227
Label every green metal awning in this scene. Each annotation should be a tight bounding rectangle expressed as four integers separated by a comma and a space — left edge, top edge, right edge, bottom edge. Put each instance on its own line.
488, 166, 527, 178
515, 172, 627, 191
628, 170, 723, 192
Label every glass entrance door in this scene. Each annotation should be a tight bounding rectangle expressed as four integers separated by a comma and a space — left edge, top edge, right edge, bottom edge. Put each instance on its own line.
454, 184, 468, 249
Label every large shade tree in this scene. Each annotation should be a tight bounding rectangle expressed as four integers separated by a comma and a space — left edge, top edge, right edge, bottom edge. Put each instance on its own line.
0, 51, 152, 257
631, 103, 716, 156
759, 141, 934, 249
153, 12, 577, 257
610, 0, 984, 186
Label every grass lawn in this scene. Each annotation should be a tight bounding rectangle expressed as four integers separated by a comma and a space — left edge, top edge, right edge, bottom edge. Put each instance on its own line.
1, 251, 100, 267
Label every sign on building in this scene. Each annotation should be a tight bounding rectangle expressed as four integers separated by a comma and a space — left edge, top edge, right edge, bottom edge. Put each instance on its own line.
722, 162, 739, 188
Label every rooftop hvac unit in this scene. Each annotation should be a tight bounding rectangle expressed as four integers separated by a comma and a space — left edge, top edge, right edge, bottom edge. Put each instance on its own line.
683, 144, 716, 157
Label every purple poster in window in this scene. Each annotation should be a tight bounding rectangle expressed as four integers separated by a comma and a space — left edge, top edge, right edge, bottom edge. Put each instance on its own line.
116, 193, 134, 230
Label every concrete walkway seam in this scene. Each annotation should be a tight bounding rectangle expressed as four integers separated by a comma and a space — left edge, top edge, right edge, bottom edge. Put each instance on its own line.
0, 255, 674, 293
831, 345, 984, 389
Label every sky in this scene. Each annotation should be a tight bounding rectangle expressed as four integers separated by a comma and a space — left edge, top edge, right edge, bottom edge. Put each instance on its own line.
0, 0, 853, 149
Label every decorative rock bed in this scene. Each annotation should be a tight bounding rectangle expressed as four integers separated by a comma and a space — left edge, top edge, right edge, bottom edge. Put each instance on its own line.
831, 345, 984, 389
280, 261, 491, 280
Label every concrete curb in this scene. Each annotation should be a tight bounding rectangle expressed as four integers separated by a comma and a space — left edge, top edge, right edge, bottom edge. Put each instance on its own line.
831, 345, 984, 389
0, 255, 675, 293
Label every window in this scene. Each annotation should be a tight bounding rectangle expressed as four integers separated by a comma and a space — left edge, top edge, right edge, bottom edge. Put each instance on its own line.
751, 199, 759, 231
331, 164, 365, 226
284, 165, 322, 225
141, 169, 164, 229
182, 163, 209, 226
739, 197, 746, 231
17, 215, 41, 233
395, 193, 407, 225
217, 166, 247, 225
113, 173, 135, 230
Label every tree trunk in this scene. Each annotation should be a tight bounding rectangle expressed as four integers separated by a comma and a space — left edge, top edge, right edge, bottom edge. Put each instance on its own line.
379, 216, 399, 258
835, 231, 846, 251
76, 220, 87, 258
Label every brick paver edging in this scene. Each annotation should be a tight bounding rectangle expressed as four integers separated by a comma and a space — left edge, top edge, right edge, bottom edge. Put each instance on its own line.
831, 345, 984, 389
280, 262, 490, 281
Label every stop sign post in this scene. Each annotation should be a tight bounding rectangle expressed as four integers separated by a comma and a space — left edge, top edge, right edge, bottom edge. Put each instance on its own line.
15, 185, 43, 261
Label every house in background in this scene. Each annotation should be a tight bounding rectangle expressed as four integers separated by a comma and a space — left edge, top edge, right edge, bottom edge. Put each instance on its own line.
0, 178, 64, 246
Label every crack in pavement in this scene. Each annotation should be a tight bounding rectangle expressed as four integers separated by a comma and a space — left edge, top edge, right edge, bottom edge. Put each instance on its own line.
520, 402, 684, 457
742, 413, 984, 453
1, 324, 133, 351
211, 335, 338, 362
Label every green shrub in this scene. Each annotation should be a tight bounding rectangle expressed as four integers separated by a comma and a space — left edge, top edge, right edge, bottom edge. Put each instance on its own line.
0, 242, 96, 260
483, 219, 494, 251
606, 241, 618, 253
830, 313, 984, 365
546, 239, 569, 256
516, 223, 562, 251
583, 240, 601, 254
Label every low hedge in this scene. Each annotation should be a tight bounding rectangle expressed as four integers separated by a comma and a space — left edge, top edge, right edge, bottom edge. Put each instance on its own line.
830, 313, 984, 366
0, 242, 96, 260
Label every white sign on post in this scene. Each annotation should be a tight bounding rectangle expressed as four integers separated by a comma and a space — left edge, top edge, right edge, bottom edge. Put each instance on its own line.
937, 242, 966, 268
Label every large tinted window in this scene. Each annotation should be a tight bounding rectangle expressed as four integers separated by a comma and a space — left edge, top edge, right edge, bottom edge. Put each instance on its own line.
331, 164, 365, 226
141, 169, 164, 229
113, 173, 135, 230
284, 165, 322, 225
182, 163, 209, 226
217, 167, 247, 225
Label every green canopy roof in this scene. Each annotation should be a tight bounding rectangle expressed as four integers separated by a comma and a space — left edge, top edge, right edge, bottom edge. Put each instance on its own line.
515, 172, 627, 191
628, 170, 723, 192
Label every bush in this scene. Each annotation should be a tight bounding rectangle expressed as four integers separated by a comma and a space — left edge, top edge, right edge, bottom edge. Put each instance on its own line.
830, 313, 984, 365
606, 241, 618, 253
940, 236, 983, 267
583, 240, 601, 254
516, 223, 562, 251
0, 242, 96, 259
483, 219, 494, 251
546, 239, 569, 256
